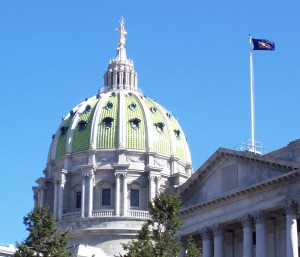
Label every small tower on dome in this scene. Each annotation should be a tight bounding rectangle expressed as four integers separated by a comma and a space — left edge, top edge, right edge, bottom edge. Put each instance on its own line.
103, 17, 138, 92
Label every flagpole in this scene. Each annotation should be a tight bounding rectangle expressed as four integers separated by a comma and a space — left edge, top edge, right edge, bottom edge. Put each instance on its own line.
249, 34, 255, 152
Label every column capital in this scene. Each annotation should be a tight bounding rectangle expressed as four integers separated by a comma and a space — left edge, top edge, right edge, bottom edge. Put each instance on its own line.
284, 200, 297, 215
211, 224, 223, 236
35, 177, 46, 189
113, 163, 130, 172
294, 199, 300, 213
148, 174, 161, 182
115, 171, 128, 178
252, 211, 265, 224
80, 164, 96, 176
53, 169, 67, 187
240, 214, 253, 228
199, 228, 211, 240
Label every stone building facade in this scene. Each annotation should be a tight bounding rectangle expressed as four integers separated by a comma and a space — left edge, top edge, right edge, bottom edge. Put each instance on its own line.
179, 140, 300, 257
33, 19, 300, 257
33, 19, 192, 257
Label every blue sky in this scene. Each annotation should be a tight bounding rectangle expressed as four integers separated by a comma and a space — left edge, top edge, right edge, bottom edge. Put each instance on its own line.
1, 0, 299, 245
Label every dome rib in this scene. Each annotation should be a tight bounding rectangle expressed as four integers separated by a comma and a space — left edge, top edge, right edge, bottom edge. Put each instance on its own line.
96, 93, 119, 149
118, 92, 126, 148
71, 99, 99, 153
134, 93, 152, 151
125, 92, 146, 150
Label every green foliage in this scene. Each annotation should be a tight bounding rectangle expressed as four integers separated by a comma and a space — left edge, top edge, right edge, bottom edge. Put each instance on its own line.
185, 236, 201, 257
119, 191, 183, 257
14, 206, 69, 257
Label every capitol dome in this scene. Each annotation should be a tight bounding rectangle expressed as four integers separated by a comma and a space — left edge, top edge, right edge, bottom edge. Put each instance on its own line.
48, 45, 191, 166
34, 19, 192, 257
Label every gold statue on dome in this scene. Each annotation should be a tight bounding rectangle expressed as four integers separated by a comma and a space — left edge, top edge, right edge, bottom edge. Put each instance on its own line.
116, 17, 127, 47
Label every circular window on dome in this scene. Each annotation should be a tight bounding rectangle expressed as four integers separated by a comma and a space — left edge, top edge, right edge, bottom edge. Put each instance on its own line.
174, 129, 181, 139
78, 120, 88, 131
129, 102, 137, 111
85, 104, 91, 112
129, 118, 141, 129
154, 122, 165, 133
60, 126, 69, 136
70, 110, 76, 117
150, 106, 157, 114
102, 117, 114, 129
106, 101, 113, 110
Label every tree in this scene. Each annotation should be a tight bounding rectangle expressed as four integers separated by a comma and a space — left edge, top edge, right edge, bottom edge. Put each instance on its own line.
185, 236, 201, 257
119, 191, 183, 257
14, 206, 69, 257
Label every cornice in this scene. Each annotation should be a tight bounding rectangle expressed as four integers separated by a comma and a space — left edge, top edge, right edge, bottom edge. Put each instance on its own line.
180, 169, 300, 217
178, 148, 299, 198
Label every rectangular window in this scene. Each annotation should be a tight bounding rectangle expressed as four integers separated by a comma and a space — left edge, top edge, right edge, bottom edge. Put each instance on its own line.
130, 189, 139, 207
76, 191, 82, 209
102, 189, 111, 206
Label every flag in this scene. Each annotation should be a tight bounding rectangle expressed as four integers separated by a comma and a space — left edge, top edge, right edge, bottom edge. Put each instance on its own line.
252, 38, 275, 51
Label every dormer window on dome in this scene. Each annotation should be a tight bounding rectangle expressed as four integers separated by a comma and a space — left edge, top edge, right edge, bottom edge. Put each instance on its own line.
150, 106, 157, 114
102, 117, 114, 128
166, 112, 172, 119
70, 110, 76, 117
174, 129, 181, 139
60, 126, 69, 136
106, 101, 113, 110
129, 102, 137, 111
85, 105, 91, 112
130, 118, 141, 129
155, 122, 165, 133
78, 120, 88, 131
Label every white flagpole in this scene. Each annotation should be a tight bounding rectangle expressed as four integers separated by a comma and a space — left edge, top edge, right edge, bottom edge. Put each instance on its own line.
249, 34, 255, 152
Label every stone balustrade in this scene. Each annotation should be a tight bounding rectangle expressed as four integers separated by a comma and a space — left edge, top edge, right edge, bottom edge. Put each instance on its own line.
62, 211, 81, 220
127, 210, 150, 218
92, 209, 115, 217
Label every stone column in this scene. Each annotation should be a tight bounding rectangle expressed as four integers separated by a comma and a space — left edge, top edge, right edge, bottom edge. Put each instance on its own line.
115, 173, 121, 216
113, 164, 130, 217
200, 228, 212, 257
240, 215, 253, 257
53, 170, 67, 221
80, 165, 96, 218
122, 173, 128, 216
253, 211, 266, 257
36, 178, 45, 207
212, 224, 224, 257
57, 177, 66, 221
178, 238, 187, 257
81, 175, 86, 218
285, 201, 299, 257
149, 175, 156, 201
53, 181, 58, 219
155, 176, 161, 193
87, 171, 95, 217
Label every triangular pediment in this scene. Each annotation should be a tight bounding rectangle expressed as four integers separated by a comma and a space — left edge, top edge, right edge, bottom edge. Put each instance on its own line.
179, 148, 299, 209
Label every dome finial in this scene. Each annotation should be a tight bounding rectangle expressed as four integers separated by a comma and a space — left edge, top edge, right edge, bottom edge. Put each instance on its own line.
116, 17, 127, 47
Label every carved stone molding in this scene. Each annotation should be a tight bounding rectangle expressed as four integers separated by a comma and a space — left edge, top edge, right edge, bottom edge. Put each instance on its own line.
126, 155, 144, 163
294, 199, 300, 213
148, 175, 161, 182
115, 172, 127, 178
53, 169, 68, 187
284, 200, 297, 215
199, 228, 211, 240
211, 224, 223, 237
252, 211, 265, 224
240, 214, 253, 228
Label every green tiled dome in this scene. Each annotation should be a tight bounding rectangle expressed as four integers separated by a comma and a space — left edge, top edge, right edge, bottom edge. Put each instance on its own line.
48, 43, 192, 165
49, 91, 191, 164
